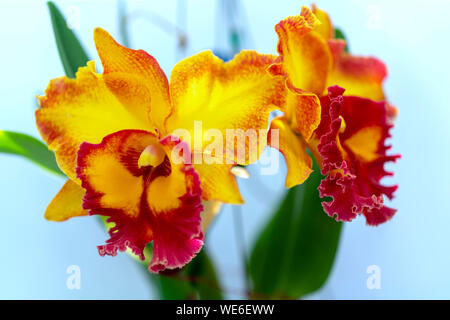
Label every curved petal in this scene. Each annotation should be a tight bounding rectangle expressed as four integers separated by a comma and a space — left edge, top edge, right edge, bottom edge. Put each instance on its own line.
316, 86, 399, 225
327, 39, 387, 101
36, 61, 151, 181
166, 50, 285, 203
45, 180, 88, 222
269, 116, 313, 188
167, 50, 285, 138
269, 6, 331, 95
312, 4, 334, 40
283, 83, 322, 142
76, 129, 203, 272
193, 163, 243, 204
94, 28, 171, 131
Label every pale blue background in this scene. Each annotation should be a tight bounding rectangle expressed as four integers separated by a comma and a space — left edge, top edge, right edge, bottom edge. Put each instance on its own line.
0, 0, 449, 299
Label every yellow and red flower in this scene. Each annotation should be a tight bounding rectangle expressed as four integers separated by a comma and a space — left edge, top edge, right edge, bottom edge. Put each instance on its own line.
36, 28, 284, 271
267, 6, 399, 225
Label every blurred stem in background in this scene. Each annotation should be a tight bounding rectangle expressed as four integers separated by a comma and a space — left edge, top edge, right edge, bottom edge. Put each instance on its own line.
233, 205, 250, 297
116, 0, 188, 62
219, 0, 253, 299
222, 0, 241, 54
118, 0, 130, 48
176, 0, 187, 59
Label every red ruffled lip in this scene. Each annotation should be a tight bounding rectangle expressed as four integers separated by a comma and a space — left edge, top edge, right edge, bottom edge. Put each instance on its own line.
76, 130, 204, 272
316, 86, 400, 225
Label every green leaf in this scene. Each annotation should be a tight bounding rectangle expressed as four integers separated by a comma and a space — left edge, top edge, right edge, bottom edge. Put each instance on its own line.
334, 27, 349, 53
0, 130, 63, 176
145, 248, 224, 300
128, 242, 223, 300
184, 249, 224, 299
47, 1, 89, 78
249, 160, 342, 299
152, 269, 196, 300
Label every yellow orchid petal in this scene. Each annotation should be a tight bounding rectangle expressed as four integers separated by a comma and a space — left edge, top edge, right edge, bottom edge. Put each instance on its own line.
327, 39, 387, 101
193, 163, 244, 204
94, 28, 171, 131
269, 116, 313, 188
284, 83, 322, 142
165, 50, 285, 203
77, 130, 151, 218
45, 180, 88, 222
312, 4, 334, 40
167, 50, 285, 156
276, 7, 387, 101
36, 61, 151, 181
270, 6, 332, 95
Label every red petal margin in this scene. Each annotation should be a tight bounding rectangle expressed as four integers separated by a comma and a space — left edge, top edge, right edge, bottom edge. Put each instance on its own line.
148, 136, 204, 273
316, 86, 400, 225
76, 130, 204, 272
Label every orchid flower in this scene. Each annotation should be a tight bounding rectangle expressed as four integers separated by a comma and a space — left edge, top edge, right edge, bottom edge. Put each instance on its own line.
36, 28, 284, 272
267, 6, 400, 225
